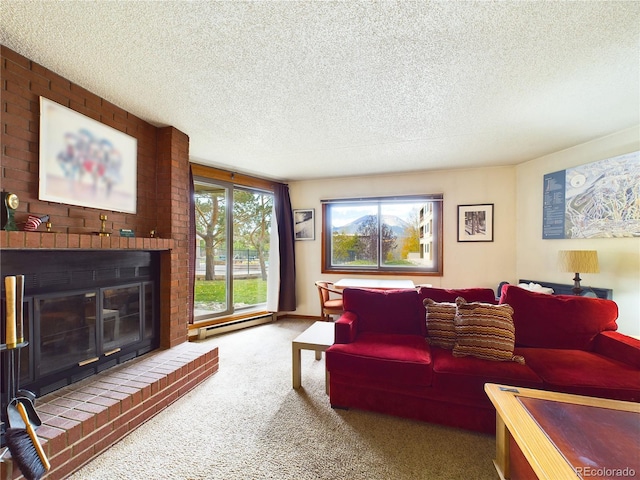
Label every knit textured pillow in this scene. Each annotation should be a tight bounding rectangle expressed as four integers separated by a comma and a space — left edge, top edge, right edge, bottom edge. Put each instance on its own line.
453, 297, 525, 364
423, 298, 457, 349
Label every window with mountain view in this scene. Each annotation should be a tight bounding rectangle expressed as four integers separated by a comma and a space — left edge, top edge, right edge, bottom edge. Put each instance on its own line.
321, 195, 443, 275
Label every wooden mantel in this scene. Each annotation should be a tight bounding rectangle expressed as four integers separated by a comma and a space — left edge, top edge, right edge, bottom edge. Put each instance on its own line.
1, 231, 173, 250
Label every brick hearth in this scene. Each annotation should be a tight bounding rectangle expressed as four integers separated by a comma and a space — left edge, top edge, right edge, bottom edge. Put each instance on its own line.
1, 341, 218, 479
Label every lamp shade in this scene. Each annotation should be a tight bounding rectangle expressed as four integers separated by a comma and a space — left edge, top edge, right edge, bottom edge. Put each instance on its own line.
558, 250, 599, 274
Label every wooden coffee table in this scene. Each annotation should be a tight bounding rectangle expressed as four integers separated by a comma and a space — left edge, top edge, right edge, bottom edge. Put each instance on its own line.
292, 321, 334, 394
485, 383, 640, 480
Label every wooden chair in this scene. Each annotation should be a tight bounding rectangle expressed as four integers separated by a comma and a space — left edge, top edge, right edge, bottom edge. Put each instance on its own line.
315, 281, 344, 321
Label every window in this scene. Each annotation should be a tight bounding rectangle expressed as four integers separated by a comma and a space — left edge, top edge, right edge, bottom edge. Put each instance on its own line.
322, 195, 443, 275
193, 170, 274, 320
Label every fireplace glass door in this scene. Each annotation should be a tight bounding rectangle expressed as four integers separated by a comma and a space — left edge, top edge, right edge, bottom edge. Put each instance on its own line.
2, 250, 159, 399
37, 291, 98, 377
143, 282, 154, 340
101, 284, 141, 351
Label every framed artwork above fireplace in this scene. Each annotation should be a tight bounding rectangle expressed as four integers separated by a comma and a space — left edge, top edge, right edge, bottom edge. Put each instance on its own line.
38, 97, 138, 214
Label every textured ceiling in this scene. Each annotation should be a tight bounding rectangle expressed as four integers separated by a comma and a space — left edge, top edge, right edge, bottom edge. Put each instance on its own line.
2, 1, 639, 181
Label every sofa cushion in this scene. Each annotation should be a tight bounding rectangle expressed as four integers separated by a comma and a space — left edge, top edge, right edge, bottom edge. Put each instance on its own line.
500, 285, 618, 350
453, 298, 525, 364
418, 286, 497, 304
519, 347, 640, 402
342, 288, 424, 336
423, 298, 457, 349
325, 332, 433, 387
431, 347, 543, 403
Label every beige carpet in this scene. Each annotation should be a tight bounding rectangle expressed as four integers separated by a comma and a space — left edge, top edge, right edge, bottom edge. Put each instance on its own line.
70, 318, 499, 480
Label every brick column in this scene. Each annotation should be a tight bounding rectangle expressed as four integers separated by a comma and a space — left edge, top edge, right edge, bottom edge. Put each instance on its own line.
157, 127, 190, 348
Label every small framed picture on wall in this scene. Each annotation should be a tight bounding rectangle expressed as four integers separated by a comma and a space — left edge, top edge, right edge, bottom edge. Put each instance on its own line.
457, 204, 494, 242
293, 208, 315, 241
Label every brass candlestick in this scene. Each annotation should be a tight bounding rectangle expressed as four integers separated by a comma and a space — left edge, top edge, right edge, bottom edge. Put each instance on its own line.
98, 214, 110, 237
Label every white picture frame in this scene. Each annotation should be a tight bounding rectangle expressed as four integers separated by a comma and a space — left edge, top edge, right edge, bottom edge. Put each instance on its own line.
38, 97, 137, 213
294, 208, 315, 241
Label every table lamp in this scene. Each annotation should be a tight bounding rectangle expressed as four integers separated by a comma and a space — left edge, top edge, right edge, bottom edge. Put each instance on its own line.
558, 250, 599, 295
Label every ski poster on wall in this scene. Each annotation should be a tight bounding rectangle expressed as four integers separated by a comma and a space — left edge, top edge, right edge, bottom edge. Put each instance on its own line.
542, 150, 639, 239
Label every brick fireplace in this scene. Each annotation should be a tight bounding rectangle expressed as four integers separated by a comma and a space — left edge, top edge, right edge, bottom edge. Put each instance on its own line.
1, 46, 192, 348
1, 46, 219, 477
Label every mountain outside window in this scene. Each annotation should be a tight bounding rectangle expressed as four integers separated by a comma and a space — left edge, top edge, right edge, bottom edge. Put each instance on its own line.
321, 195, 443, 275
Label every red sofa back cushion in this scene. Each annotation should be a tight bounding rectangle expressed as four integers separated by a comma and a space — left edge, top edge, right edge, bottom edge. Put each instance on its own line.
417, 286, 497, 304
500, 285, 618, 350
343, 288, 424, 336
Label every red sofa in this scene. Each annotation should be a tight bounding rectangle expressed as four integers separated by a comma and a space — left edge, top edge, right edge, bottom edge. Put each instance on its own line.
325, 285, 640, 433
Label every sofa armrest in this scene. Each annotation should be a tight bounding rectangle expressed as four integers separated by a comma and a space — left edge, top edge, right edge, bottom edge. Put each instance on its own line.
334, 311, 358, 344
593, 331, 640, 369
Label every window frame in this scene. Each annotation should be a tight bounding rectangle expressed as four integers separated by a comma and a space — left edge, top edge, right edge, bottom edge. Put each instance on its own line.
321, 195, 443, 276
190, 164, 276, 323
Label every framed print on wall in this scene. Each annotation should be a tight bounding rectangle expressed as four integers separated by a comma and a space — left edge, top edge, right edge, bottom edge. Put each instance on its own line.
293, 208, 315, 241
457, 204, 494, 242
542, 150, 639, 239
39, 97, 138, 214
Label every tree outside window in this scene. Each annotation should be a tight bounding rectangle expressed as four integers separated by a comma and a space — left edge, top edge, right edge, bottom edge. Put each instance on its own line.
194, 180, 273, 318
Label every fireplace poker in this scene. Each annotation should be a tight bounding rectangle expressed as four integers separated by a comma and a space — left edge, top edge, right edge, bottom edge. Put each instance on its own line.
5, 276, 16, 349
4, 276, 41, 431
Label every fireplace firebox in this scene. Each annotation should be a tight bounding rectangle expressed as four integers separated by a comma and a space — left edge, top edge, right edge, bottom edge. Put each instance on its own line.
1, 250, 160, 406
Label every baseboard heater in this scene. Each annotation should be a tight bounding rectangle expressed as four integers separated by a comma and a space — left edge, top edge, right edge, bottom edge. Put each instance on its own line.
196, 313, 274, 340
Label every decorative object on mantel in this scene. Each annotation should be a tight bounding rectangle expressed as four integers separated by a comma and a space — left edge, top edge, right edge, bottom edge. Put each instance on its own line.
45, 221, 52, 233
1, 192, 19, 231
95, 214, 110, 237
150, 229, 156, 238
558, 250, 599, 295
23, 214, 50, 232
119, 229, 135, 237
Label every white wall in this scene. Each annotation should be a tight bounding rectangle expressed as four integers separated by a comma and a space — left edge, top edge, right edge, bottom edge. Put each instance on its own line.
289, 126, 640, 336
289, 166, 517, 318
515, 126, 640, 336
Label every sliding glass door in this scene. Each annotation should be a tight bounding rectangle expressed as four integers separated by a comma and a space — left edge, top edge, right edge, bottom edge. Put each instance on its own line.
193, 179, 272, 319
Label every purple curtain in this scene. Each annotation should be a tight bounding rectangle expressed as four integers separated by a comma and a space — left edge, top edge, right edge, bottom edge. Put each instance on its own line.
188, 166, 196, 324
273, 183, 296, 311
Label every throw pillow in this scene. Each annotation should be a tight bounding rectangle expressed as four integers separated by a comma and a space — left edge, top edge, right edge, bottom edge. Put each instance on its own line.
453, 297, 525, 364
423, 298, 457, 349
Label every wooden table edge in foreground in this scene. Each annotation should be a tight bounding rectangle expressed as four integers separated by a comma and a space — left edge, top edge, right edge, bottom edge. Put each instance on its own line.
484, 383, 640, 480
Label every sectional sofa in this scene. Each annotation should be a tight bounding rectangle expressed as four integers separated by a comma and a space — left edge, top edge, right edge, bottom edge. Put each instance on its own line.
325, 285, 640, 433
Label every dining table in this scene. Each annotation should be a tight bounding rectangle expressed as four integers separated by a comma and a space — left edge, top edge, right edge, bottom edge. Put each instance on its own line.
333, 278, 417, 290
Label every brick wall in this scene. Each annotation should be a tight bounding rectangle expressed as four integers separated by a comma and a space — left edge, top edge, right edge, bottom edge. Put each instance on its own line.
157, 127, 192, 348
1, 45, 190, 348
1, 44, 200, 479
